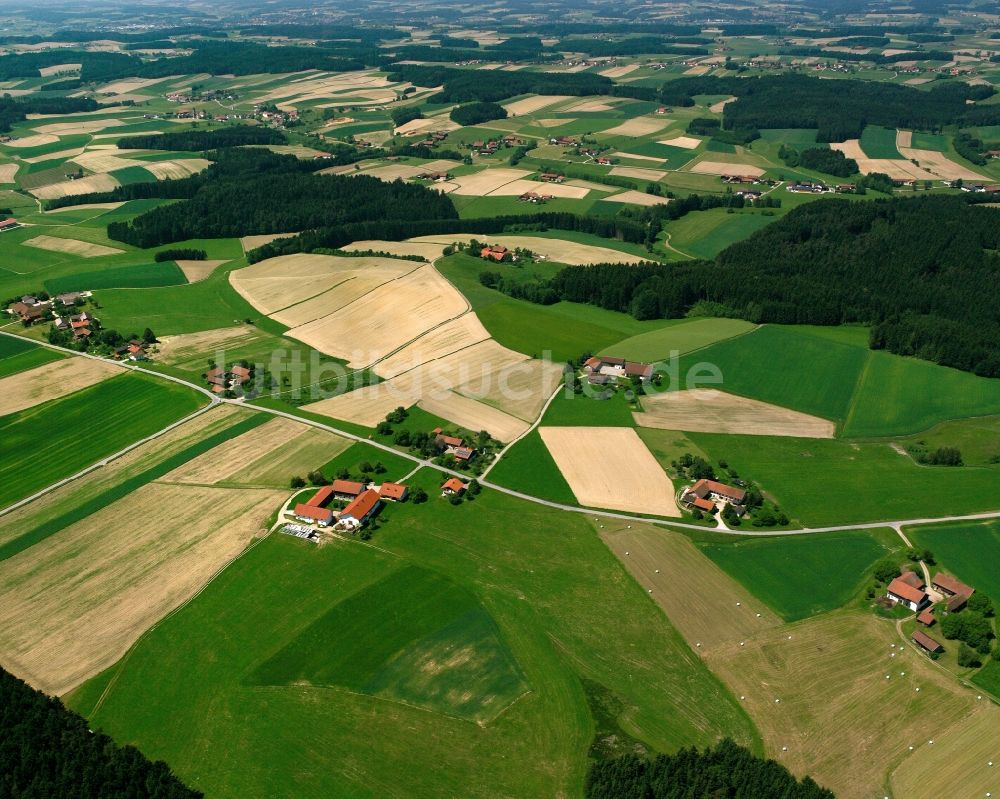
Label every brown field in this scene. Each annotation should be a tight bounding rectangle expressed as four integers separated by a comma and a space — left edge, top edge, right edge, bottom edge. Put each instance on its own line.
228, 425, 352, 486
287, 264, 469, 367
418, 391, 530, 442
601, 522, 782, 651
539, 426, 679, 516
63, 152, 144, 174
0, 356, 119, 416
229, 253, 378, 314
709, 96, 737, 113
890, 705, 1000, 799
634, 389, 836, 438
502, 95, 571, 115
154, 325, 267, 366
703, 612, 978, 799
5, 134, 60, 148
0, 163, 19, 182
22, 146, 86, 164
355, 163, 430, 182
599, 64, 640, 78
603, 189, 669, 206
455, 357, 564, 422
142, 158, 211, 180
609, 165, 667, 181
93, 77, 165, 94
896, 146, 989, 181
658, 135, 702, 149
830, 140, 939, 181
22, 235, 123, 257
0, 482, 284, 695
896, 130, 913, 148
564, 98, 620, 112
33, 118, 124, 135
46, 201, 123, 213
373, 313, 491, 379
486, 178, 590, 199
684, 65, 711, 76
239, 232, 299, 253
602, 118, 672, 137
340, 239, 445, 260
611, 151, 666, 163
38, 63, 81, 76
269, 259, 421, 328
303, 381, 416, 427
30, 173, 119, 200
445, 167, 532, 196
410, 233, 647, 265
689, 160, 765, 177
175, 259, 228, 282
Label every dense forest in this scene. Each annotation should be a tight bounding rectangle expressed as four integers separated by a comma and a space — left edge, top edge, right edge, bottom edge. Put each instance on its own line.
116, 126, 286, 151
98, 150, 456, 247
0, 94, 102, 133
586, 740, 834, 799
0, 667, 201, 798
779, 145, 859, 177
488, 195, 1000, 376
659, 74, 999, 140
450, 101, 508, 125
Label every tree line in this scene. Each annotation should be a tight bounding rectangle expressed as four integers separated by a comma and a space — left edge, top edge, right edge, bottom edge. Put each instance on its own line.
0, 666, 202, 798
485, 195, 1000, 377
0, 94, 101, 133
450, 101, 508, 126
586, 739, 834, 799
779, 145, 858, 177
116, 126, 287, 151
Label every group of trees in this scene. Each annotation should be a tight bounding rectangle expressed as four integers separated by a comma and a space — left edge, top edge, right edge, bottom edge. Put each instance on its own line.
661, 192, 781, 222
586, 739, 834, 799
941, 592, 995, 663
154, 248, 206, 262
483, 196, 1000, 377
0, 667, 201, 798
686, 117, 759, 146
658, 74, 999, 141
0, 94, 101, 133
450, 101, 508, 126
116, 126, 286, 151
779, 145, 859, 177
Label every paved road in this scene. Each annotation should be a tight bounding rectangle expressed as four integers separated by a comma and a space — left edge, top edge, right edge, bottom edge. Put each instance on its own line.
4, 329, 1000, 537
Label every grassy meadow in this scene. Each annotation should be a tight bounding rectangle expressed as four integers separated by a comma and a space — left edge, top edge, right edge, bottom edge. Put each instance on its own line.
0, 336, 65, 378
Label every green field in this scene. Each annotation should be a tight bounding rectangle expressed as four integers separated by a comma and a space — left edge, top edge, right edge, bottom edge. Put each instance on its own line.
665, 209, 778, 260
860, 125, 902, 159
70, 471, 756, 799
44, 261, 187, 294
487, 429, 579, 505
0, 337, 64, 377
601, 317, 756, 362
688, 432, 1000, 526
108, 165, 158, 186
696, 529, 901, 621
906, 519, 1000, 600
0, 373, 205, 509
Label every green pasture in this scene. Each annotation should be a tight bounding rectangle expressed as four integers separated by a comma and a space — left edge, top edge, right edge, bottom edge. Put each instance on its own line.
696, 529, 902, 621
0, 372, 205, 510
860, 125, 902, 159
600, 317, 756, 362
906, 519, 1000, 600
44, 261, 187, 294
109, 165, 157, 186
893, 415, 1000, 468
70, 472, 756, 799
0, 341, 64, 378
486, 429, 579, 505
665, 208, 778, 259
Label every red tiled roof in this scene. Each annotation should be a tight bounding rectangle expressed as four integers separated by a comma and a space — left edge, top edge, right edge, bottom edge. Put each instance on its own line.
331, 479, 364, 496
690, 479, 746, 502
887, 576, 927, 605
898, 571, 924, 590
691, 496, 715, 512
453, 447, 475, 461
911, 630, 942, 653
932, 573, 973, 597
294, 503, 333, 524
437, 433, 463, 448
342, 488, 380, 521
441, 477, 466, 493
379, 482, 408, 500
917, 609, 935, 626
308, 485, 335, 508
230, 365, 252, 379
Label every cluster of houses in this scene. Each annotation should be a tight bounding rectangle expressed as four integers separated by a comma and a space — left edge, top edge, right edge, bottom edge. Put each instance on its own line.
0, 217, 19, 233
205, 364, 253, 394
518, 191, 555, 204
468, 135, 523, 157
885, 570, 977, 654
290, 479, 402, 531
786, 181, 857, 194
681, 479, 747, 515
7, 291, 94, 335
416, 169, 452, 182
110, 338, 150, 361
432, 427, 477, 462
479, 244, 511, 262
548, 135, 581, 148
957, 182, 1000, 193
414, 131, 450, 147
53, 310, 97, 342
582, 355, 654, 386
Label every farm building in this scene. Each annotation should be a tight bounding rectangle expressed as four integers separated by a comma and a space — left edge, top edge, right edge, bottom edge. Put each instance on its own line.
686, 495, 716, 514
338, 489, 381, 530
685, 479, 747, 507
331, 479, 365, 500
911, 629, 943, 654
0, 217, 19, 232
378, 482, 409, 502
480, 245, 508, 262
583, 356, 654, 383
932, 573, 974, 598
441, 477, 466, 496
917, 609, 936, 626
432, 428, 477, 461
8, 301, 47, 324
293, 503, 334, 527
886, 572, 930, 612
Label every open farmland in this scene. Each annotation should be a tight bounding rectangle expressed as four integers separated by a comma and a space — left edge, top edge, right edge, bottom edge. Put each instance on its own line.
905, 519, 1000, 600
539, 426, 679, 516
0, 356, 120, 416
409, 234, 648, 266
0, 336, 64, 379
635, 389, 835, 438
0, 373, 205, 510
22, 235, 123, 257
602, 317, 755, 361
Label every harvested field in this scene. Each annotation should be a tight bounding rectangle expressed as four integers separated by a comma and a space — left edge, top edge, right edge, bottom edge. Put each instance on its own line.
22, 147, 86, 164
709, 96, 736, 113
684, 65, 711, 75
34, 118, 124, 136
601, 118, 672, 137
0, 482, 284, 695
142, 158, 211, 180
30, 173, 119, 200
564, 99, 619, 112
611, 152, 666, 163
341, 239, 445, 260
270, 258, 420, 328
603, 189, 668, 206
94, 77, 164, 94
703, 612, 977, 799
154, 325, 267, 366
38, 63, 80, 76
228, 425, 350, 487
175, 259, 228, 282
599, 64, 640, 78
45, 201, 123, 214
356, 163, 429, 182
304, 381, 415, 427
658, 135, 702, 149
904, 77, 933, 85
601, 523, 782, 651
634, 389, 836, 438
0, 163, 19, 182
446, 167, 532, 196
896, 130, 913, 149
418, 391, 530, 442
0, 356, 120, 416
486, 178, 589, 199
455, 357, 564, 422
5, 134, 59, 148
830, 140, 939, 180
609, 166, 667, 181
22, 235, 123, 257
69, 151, 146, 173
374, 313, 491, 379
689, 160, 765, 177
896, 146, 989, 181
534, 117, 572, 128
890, 705, 1000, 799
502, 95, 571, 115
539, 426, 679, 516
410, 233, 647, 265
239, 232, 298, 252
287, 264, 468, 367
